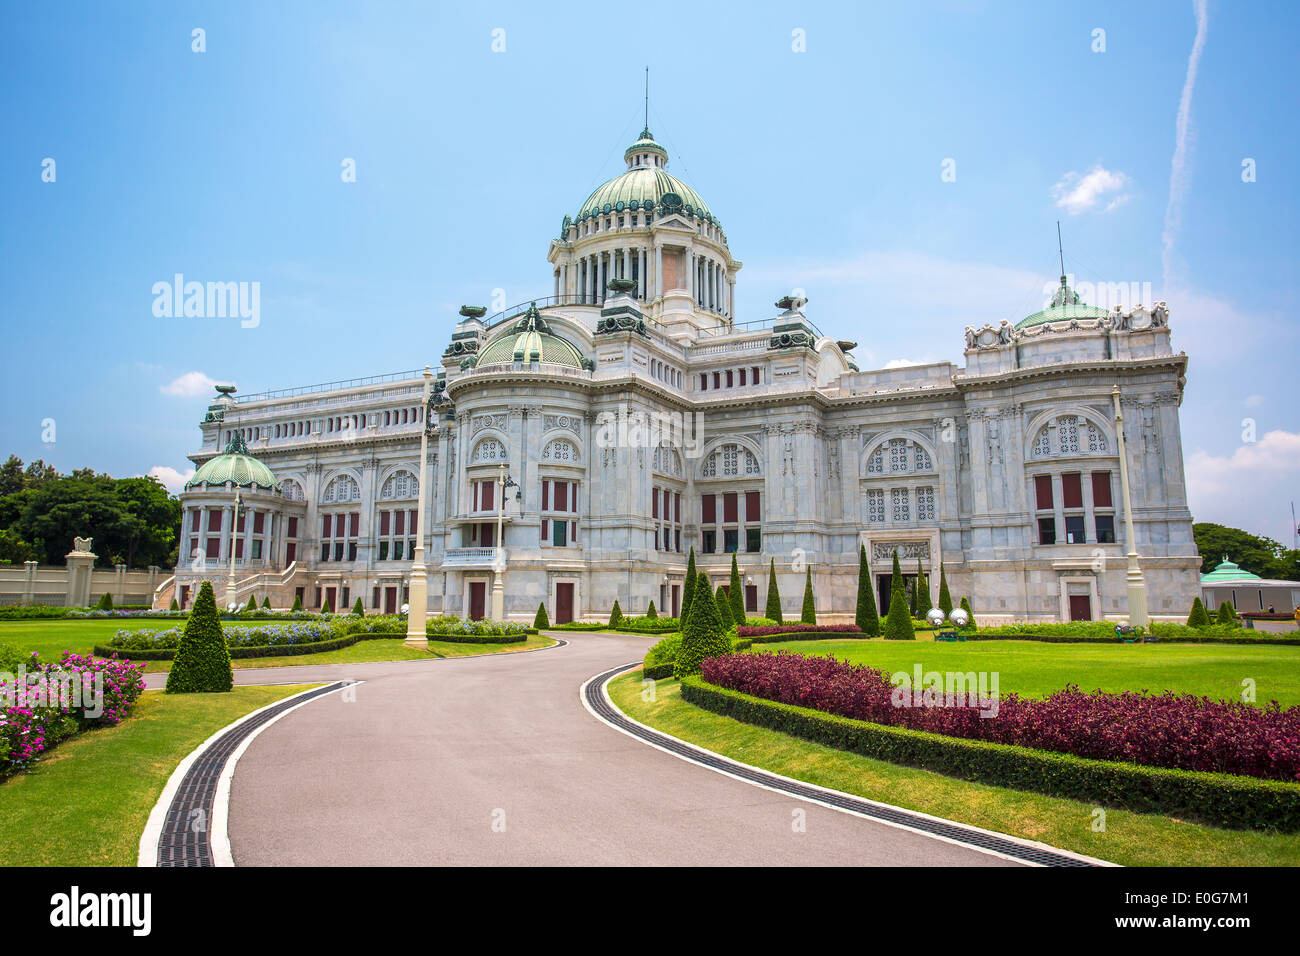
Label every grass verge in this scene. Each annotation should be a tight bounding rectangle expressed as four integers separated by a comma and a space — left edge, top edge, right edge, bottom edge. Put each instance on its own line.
608, 671, 1300, 867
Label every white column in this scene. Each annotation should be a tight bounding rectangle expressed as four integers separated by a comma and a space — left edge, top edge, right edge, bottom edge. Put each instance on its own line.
655, 244, 663, 298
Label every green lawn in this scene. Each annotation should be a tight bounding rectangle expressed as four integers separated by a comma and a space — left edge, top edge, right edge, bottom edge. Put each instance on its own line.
609, 672, 1300, 867
0, 619, 555, 672
748, 638, 1300, 707
0, 684, 318, 866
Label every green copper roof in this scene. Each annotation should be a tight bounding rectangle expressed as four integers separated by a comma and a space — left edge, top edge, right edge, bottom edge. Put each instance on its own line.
1016, 276, 1112, 330
576, 129, 716, 225
477, 303, 585, 368
187, 432, 278, 491
1200, 557, 1263, 583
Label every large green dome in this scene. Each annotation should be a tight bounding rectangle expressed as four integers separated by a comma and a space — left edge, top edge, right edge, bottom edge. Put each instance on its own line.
477, 303, 585, 368
575, 128, 717, 227
1016, 275, 1112, 330
187, 432, 278, 491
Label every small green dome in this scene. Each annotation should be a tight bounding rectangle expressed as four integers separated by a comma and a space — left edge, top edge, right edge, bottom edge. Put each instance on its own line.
477, 303, 585, 368
1016, 276, 1112, 330
576, 128, 716, 226
187, 432, 278, 491
1201, 557, 1262, 583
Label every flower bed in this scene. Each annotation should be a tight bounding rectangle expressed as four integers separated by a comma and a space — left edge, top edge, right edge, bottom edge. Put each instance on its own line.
642, 632, 751, 680
964, 620, 1299, 646
1, 651, 146, 776
425, 617, 530, 643
738, 624, 863, 638
699, 652, 1300, 782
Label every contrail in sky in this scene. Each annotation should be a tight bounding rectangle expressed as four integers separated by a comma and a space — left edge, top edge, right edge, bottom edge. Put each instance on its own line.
1162, 0, 1210, 290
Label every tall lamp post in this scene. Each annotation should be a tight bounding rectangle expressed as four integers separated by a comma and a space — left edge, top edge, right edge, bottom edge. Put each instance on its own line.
1112, 385, 1149, 627
405, 367, 434, 648
226, 487, 244, 610
490, 461, 518, 622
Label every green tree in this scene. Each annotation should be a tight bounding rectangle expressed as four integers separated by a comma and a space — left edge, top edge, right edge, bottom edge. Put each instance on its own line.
609, 599, 623, 627
95, 591, 113, 610
646, 600, 657, 620
855, 545, 879, 636
165, 580, 233, 693
883, 550, 915, 639
0, 529, 38, 564
674, 570, 730, 679
291, 593, 303, 612
1216, 600, 1238, 624
534, 602, 550, 629
715, 585, 734, 629
960, 596, 977, 630
728, 553, 746, 626
1186, 596, 1210, 627
800, 566, 817, 624
680, 548, 697, 623
1192, 522, 1300, 580
321, 597, 332, 614
169, 597, 180, 611
245, 595, 257, 611
765, 557, 783, 623
261, 597, 271, 609
351, 597, 365, 616
937, 563, 953, 617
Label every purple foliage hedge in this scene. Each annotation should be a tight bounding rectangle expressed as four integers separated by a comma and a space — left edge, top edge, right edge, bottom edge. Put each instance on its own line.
699, 652, 1300, 782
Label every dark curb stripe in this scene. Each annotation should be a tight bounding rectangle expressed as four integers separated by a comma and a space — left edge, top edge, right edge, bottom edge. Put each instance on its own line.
155, 681, 353, 867
585, 665, 1101, 868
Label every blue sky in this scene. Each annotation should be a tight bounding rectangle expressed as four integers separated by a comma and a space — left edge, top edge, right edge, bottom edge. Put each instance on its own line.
2, 0, 1297, 543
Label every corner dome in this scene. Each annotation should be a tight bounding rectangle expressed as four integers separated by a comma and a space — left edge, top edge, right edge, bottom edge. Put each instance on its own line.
187, 432, 278, 491
1016, 275, 1112, 330
477, 303, 586, 368
575, 127, 718, 229
1200, 557, 1262, 583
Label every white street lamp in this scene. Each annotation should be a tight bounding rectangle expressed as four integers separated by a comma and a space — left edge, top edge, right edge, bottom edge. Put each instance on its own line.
490, 461, 519, 621
1112, 385, 1149, 627
405, 367, 434, 648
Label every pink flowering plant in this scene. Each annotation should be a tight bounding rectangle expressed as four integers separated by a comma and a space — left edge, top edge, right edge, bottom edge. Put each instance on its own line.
0, 651, 146, 776
699, 651, 1300, 782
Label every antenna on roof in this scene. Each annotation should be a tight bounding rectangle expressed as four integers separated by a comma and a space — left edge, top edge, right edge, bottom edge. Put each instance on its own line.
1057, 220, 1066, 281
644, 66, 649, 130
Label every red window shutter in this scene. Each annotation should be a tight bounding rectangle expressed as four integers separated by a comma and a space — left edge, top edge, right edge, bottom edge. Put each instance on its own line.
208, 511, 222, 532
555, 482, 568, 511
723, 492, 738, 523
206, 538, 220, 559
409, 509, 417, 531
542, 480, 549, 511
700, 374, 708, 390
395, 510, 405, 534
349, 513, 359, 536
191, 511, 200, 531
322, 514, 332, 537
541, 519, 548, 541
253, 512, 265, 534
674, 492, 681, 522
726, 370, 733, 387
288, 517, 298, 537
235, 539, 243, 559
739, 368, 747, 386
702, 493, 716, 524
713, 372, 720, 389
482, 480, 494, 511
1062, 473, 1083, 509
752, 367, 760, 384
652, 487, 659, 518
1092, 472, 1113, 508
571, 482, 578, 513
1034, 475, 1053, 510
570, 521, 576, 542
380, 511, 390, 535
746, 491, 760, 521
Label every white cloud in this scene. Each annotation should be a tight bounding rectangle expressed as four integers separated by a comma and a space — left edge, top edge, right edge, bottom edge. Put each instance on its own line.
1162, 0, 1210, 288
1243, 394, 1265, 408
1052, 166, 1132, 215
160, 371, 227, 397
884, 358, 923, 369
1185, 430, 1300, 542
147, 465, 194, 493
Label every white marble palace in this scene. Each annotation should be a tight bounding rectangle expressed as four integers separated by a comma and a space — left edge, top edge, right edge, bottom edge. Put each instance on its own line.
165, 126, 1201, 624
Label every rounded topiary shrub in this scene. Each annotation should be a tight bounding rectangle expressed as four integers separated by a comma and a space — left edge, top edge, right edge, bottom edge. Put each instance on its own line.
534, 602, 550, 629
165, 580, 233, 693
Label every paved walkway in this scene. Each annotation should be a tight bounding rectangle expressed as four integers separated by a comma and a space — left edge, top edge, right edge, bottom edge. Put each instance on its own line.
217, 632, 1019, 866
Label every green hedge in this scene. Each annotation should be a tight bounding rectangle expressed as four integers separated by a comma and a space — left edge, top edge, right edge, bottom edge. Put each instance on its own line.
429, 632, 528, 645
643, 662, 675, 681
553, 622, 611, 631
679, 676, 1300, 832
964, 633, 1300, 647
749, 630, 869, 644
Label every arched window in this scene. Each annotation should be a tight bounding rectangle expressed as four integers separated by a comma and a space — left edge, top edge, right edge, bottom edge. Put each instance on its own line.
700, 443, 760, 479
541, 439, 578, 463
380, 470, 419, 500
472, 438, 507, 463
322, 474, 361, 503
1029, 415, 1110, 459
281, 478, 305, 501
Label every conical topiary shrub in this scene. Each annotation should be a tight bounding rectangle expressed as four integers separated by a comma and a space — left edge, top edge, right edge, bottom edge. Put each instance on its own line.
166, 580, 233, 693
609, 599, 623, 627
938, 563, 953, 617
855, 544, 879, 636
681, 548, 697, 623
291, 592, 303, 612
959, 596, 976, 630
1217, 600, 1237, 624
321, 598, 333, 614
261, 596, 271, 609
674, 571, 730, 680
884, 551, 915, 640
800, 567, 817, 624
765, 557, 783, 624
534, 601, 550, 629
95, 592, 113, 611
352, 597, 365, 616
169, 597, 180, 612
1187, 597, 1210, 627
246, 595, 258, 612
646, 600, 657, 620
715, 584, 734, 629
729, 553, 746, 626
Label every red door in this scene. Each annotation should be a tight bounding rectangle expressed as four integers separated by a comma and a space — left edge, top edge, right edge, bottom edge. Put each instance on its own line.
1069, 594, 1092, 621
469, 582, 487, 620
556, 583, 574, 624
671, 584, 680, 618
384, 587, 397, 614
325, 587, 336, 612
